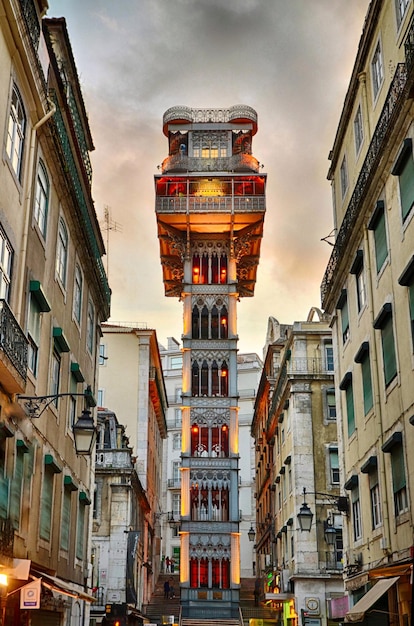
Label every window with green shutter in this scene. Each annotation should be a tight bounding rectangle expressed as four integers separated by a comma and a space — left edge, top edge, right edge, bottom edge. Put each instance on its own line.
374, 304, 397, 387
340, 372, 355, 437
398, 256, 414, 352
368, 201, 388, 273
0, 437, 9, 518
40, 455, 61, 542
337, 289, 350, 344
392, 138, 414, 222
382, 433, 408, 517
76, 492, 90, 560
10, 442, 28, 529
355, 342, 373, 415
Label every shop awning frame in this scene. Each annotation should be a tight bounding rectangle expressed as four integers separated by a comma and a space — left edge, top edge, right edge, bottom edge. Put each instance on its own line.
344, 576, 399, 623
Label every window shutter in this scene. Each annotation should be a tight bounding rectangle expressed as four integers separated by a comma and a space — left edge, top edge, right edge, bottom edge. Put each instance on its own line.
382, 316, 397, 385
346, 384, 355, 436
361, 354, 373, 414
399, 155, 414, 220
391, 445, 406, 493
374, 210, 387, 272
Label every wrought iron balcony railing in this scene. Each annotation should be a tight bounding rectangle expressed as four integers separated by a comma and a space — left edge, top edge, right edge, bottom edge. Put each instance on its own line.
162, 153, 260, 174
156, 195, 265, 214
321, 62, 408, 306
50, 91, 111, 312
0, 299, 28, 384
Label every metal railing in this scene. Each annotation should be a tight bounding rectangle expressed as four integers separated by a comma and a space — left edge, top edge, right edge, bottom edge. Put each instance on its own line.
156, 195, 265, 214
162, 153, 260, 173
0, 300, 28, 382
50, 90, 111, 313
321, 62, 408, 306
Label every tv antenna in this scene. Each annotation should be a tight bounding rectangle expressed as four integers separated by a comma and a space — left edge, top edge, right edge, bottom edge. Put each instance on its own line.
101, 205, 122, 279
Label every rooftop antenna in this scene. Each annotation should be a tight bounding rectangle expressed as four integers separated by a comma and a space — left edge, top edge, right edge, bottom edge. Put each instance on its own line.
101, 205, 122, 279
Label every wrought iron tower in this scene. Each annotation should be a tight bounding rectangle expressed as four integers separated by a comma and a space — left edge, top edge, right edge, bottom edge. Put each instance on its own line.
155, 105, 266, 618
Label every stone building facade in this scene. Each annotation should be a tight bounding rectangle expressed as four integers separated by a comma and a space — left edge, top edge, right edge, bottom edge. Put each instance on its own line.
321, 0, 414, 623
0, 3, 110, 625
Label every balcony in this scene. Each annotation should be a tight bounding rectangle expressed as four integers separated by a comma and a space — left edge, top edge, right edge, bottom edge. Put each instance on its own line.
321, 61, 408, 306
0, 300, 28, 393
167, 478, 181, 489
156, 194, 265, 214
162, 153, 260, 174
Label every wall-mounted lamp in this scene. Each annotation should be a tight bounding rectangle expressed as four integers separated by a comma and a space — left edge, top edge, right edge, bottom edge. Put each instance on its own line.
297, 487, 348, 534
248, 525, 256, 542
16, 386, 97, 456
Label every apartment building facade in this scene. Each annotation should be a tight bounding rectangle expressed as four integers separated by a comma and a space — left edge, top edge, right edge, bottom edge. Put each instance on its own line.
155, 105, 266, 618
98, 324, 168, 607
0, 2, 110, 625
321, 1, 414, 623
252, 312, 342, 626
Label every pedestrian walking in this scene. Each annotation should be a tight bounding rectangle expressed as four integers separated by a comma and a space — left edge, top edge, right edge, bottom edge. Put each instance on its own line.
169, 578, 175, 598
170, 557, 175, 574
165, 556, 170, 572
164, 579, 170, 599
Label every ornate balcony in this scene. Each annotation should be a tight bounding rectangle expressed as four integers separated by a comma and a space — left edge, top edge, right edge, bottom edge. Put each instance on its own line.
156, 195, 265, 214
321, 62, 408, 306
0, 300, 28, 393
161, 153, 260, 174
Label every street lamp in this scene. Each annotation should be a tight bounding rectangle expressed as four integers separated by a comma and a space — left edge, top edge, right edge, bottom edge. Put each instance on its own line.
17, 386, 97, 456
248, 525, 256, 542
297, 490, 313, 532
297, 487, 348, 533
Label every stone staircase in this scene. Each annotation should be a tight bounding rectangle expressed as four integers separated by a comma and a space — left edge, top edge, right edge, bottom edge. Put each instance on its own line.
144, 576, 280, 626
143, 574, 181, 624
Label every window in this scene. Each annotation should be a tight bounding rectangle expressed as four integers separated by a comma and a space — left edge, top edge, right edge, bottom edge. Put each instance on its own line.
350, 250, 366, 313
329, 448, 340, 484
382, 433, 408, 517
73, 264, 83, 324
170, 356, 182, 369
99, 343, 107, 366
50, 349, 61, 406
86, 299, 95, 354
192, 252, 227, 284
355, 342, 373, 415
10, 443, 27, 529
6, 84, 26, 179
396, 0, 410, 28
340, 155, 348, 199
172, 492, 181, 517
337, 289, 350, 344
61, 477, 77, 551
97, 389, 104, 407
354, 105, 364, 154
371, 41, 384, 98
27, 296, 41, 376
34, 160, 49, 237
173, 433, 181, 450
351, 485, 362, 541
391, 138, 414, 222
368, 201, 388, 273
76, 493, 89, 559
340, 372, 355, 437
373, 304, 397, 387
172, 461, 180, 485
324, 343, 334, 371
174, 408, 182, 427
0, 225, 13, 301
326, 388, 337, 420
40, 456, 61, 542
398, 256, 414, 351
56, 217, 68, 286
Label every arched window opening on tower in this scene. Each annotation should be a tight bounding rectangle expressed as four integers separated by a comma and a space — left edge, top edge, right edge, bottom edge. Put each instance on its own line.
190, 485, 229, 521
191, 423, 229, 457
192, 304, 228, 340
191, 359, 229, 396
192, 252, 228, 284
190, 556, 230, 589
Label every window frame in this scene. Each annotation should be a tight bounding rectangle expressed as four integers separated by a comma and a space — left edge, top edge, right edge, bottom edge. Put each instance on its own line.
33, 158, 49, 238
86, 298, 95, 355
0, 225, 13, 302
56, 216, 68, 288
73, 264, 83, 325
371, 40, 384, 99
6, 84, 26, 181
391, 138, 414, 223
373, 304, 398, 387
340, 155, 348, 199
340, 372, 355, 437
368, 201, 388, 274
354, 104, 364, 155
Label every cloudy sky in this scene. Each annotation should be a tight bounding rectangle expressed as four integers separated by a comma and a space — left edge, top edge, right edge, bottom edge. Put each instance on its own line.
47, 0, 370, 355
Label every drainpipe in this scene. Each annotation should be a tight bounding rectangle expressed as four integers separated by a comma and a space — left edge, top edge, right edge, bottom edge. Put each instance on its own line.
16, 97, 56, 321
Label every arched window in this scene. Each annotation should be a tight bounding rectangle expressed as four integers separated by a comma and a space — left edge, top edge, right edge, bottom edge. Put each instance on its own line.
192, 361, 199, 396
211, 360, 219, 396
6, 84, 26, 180
192, 305, 200, 338
211, 306, 219, 339
220, 361, 228, 396
200, 306, 209, 339
34, 159, 49, 237
200, 360, 209, 396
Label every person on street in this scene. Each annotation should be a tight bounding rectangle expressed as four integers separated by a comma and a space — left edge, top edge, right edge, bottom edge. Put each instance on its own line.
164, 579, 170, 599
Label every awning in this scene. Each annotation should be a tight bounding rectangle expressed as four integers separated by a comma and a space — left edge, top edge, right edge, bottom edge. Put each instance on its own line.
31, 571, 96, 603
344, 576, 399, 623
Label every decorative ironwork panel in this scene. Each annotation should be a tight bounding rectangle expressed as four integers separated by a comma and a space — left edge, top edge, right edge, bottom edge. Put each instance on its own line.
0, 300, 28, 381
